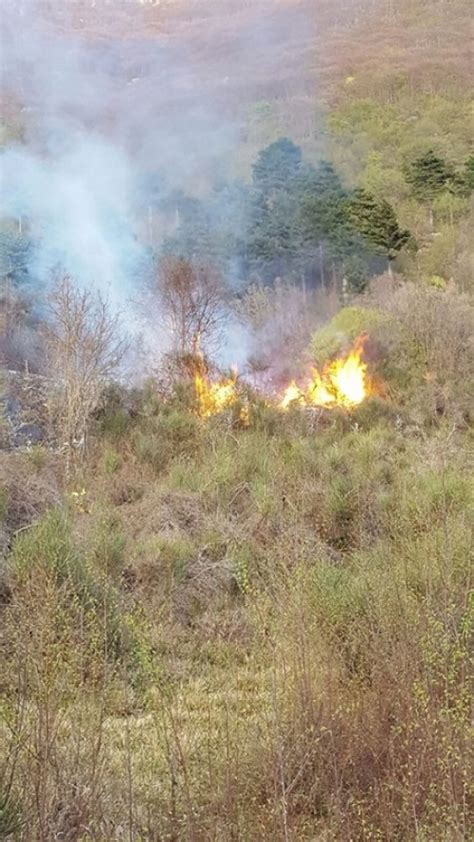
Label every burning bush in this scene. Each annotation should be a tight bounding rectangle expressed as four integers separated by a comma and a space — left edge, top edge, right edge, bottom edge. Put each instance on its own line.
280, 335, 371, 410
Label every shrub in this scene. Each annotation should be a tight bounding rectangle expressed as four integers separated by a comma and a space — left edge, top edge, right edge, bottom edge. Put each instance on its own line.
133, 408, 202, 472
102, 448, 121, 475
88, 512, 127, 577
0, 791, 24, 837
310, 306, 391, 363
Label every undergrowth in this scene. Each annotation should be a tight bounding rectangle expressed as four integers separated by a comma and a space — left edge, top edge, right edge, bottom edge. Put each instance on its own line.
0, 397, 472, 839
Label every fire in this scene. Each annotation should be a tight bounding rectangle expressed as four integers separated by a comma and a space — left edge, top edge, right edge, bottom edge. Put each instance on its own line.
192, 336, 370, 419
194, 372, 238, 417
279, 381, 305, 410
280, 336, 369, 410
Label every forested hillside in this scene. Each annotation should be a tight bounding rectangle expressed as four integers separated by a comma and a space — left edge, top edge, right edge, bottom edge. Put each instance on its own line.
0, 1, 472, 839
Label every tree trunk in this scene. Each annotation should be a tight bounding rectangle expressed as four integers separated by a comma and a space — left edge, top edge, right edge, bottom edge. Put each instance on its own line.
301, 271, 307, 304
342, 276, 349, 306
428, 204, 434, 231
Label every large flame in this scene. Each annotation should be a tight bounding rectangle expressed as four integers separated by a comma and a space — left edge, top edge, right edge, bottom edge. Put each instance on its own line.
280, 336, 369, 410
195, 372, 238, 417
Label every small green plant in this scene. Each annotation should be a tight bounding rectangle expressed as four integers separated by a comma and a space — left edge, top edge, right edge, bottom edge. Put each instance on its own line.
0, 791, 24, 837
103, 448, 121, 475
25, 444, 47, 472
89, 514, 126, 576
0, 488, 8, 522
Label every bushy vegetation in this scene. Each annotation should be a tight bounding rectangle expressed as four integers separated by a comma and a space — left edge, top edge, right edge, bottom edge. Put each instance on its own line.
0, 1, 473, 839
1, 281, 473, 839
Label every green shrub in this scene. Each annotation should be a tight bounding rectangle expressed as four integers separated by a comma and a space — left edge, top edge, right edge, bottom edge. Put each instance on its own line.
0, 791, 24, 837
88, 513, 126, 576
0, 488, 8, 522
133, 409, 202, 472
25, 444, 48, 472
8, 509, 76, 581
103, 448, 122, 475
310, 306, 391, 363
154, 535, 194, 578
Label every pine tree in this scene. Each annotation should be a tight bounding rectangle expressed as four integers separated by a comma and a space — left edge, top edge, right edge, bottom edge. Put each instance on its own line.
252, 138, 303, 195
404, 150, 454, 228
249, 139, 306, 279
348, 189, 411, 271
464, 156, 474, 191
0, 228, 32, 287
405, 150, 453, 200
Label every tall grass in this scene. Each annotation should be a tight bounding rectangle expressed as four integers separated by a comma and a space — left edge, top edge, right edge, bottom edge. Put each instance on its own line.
1, 409, 471, 839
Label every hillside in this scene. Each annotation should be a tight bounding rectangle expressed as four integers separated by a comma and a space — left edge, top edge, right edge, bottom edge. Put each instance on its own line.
3, 0, 471, 149
0, 1, 473, 839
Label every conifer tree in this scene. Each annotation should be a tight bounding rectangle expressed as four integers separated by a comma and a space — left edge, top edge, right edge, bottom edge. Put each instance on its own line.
252, 138, 303, 195
464, 156, 474, 191
0, 228, 32, 287
404, 150, 454, 228
348, 189, 411, 272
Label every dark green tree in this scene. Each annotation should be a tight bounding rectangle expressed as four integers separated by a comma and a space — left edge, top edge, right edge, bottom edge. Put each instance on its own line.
463, 155, 474, 191
252, 138, 303, 196
163, 183, 253, 278
303, 160, 344, 197
404, 150, 454, 228
247, 189, 302, 279
0, 227, 32, 287
248, 140, 307, 280
405, 150, 453, 200
299, 162, 351, 286
348, 189, 411, 272
446, 155, 474, 197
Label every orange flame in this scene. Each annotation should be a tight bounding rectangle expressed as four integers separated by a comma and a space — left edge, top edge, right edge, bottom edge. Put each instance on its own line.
280, 336, 369, 410
195, 372, 238, 417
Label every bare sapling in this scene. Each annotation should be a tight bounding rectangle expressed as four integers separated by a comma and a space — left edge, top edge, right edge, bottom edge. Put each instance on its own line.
154, 255, 228, 358
44, 275, 127, 473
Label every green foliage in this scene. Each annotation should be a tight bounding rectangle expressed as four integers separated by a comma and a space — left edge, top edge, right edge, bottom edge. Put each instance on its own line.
0, 488, 9, 522
348, 188, 411, 261
416, 223, 459, 281
404, 149, 454, 202
327, 86, 472, 282
103, 448, 121, 475
98, 406, 133, 440
25, 444, 48, 472
9, 509, 78, 581
0, 223, 32, 286
150, 535, 194, 583
133, 405, 202, 473
0, 791, 24, 837
464, 155, 474, 191
252, 137, 303, 194
89, 513, 126, 576
310, 306, 390, 363
164, 139, 413, 288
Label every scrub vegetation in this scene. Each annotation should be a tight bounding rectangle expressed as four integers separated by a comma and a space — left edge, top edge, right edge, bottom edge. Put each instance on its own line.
0, 0, 472, 839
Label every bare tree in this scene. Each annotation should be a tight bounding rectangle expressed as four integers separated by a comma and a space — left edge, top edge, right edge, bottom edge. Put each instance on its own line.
44, 275, 127, 471
154, 256, 227, 357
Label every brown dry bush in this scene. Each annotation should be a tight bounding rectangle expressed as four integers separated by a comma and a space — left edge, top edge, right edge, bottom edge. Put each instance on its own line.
235, 280, 339, 388
0, 451, 61, 555
360, 278, 474, 421
150, 256, 228, 358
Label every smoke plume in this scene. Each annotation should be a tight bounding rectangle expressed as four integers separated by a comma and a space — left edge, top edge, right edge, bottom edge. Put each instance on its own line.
0, 0, 314, 368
